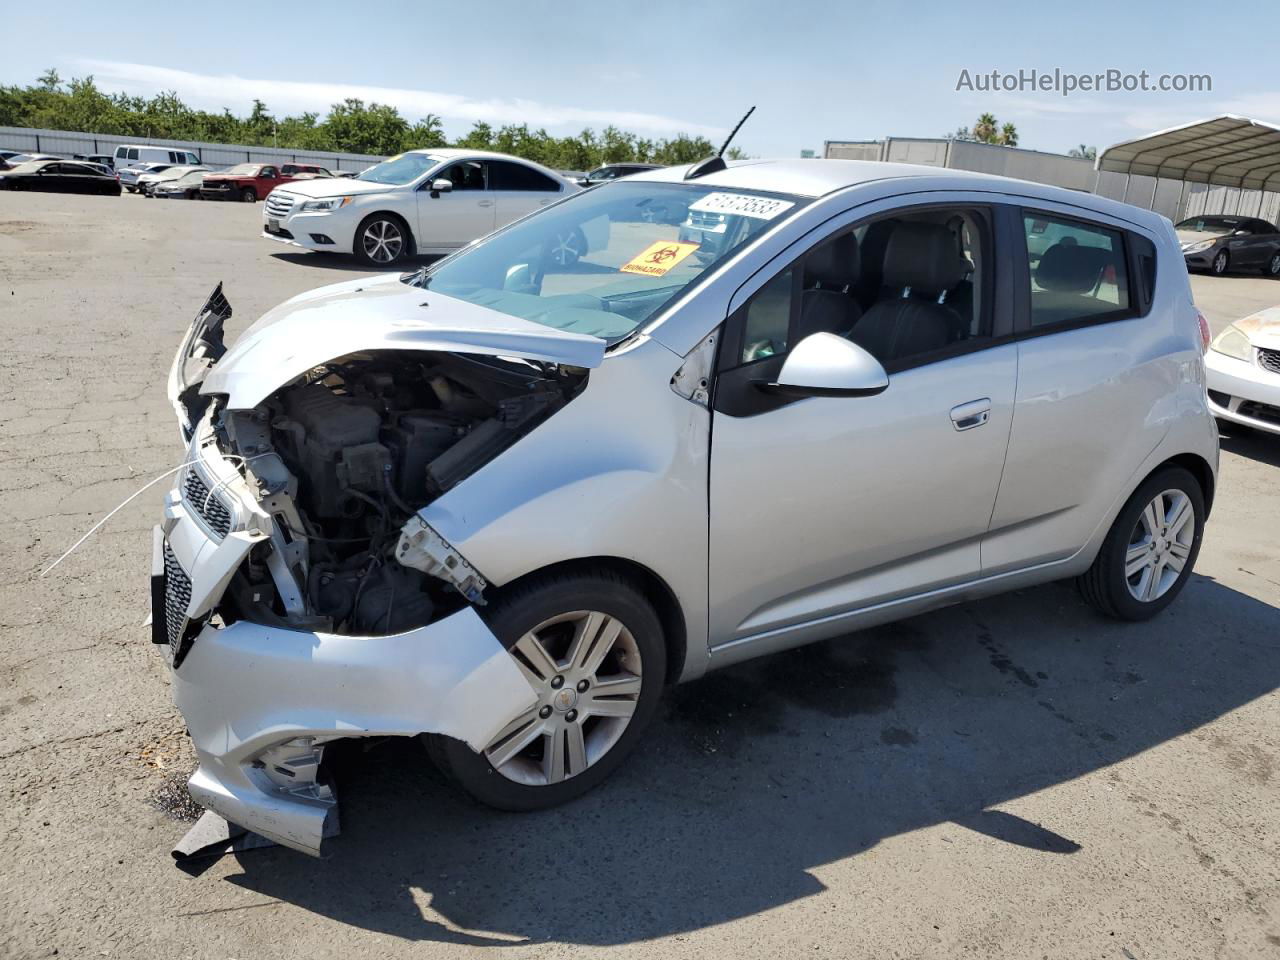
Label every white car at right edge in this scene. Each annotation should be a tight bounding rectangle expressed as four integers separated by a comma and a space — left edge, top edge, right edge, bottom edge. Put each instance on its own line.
1207, 306, 1280, 435
262, 149, 584, 266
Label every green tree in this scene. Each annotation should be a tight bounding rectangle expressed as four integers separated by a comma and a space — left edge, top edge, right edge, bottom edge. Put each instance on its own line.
38, 68, 61, 92
1069, 144, 1097, 161
972, 112, 997, 143
997, 122, 1018, 147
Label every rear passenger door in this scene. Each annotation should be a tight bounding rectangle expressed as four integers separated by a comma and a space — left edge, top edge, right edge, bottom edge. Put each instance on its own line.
982, 205, 1164, 575
707, 198, 1019, 650
489, 160, 564, 228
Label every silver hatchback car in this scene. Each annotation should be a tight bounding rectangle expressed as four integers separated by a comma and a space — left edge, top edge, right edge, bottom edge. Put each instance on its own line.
157, 159, 1218, 855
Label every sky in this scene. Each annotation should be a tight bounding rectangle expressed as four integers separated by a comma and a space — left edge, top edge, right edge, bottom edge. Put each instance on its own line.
4, 0, 1280, 158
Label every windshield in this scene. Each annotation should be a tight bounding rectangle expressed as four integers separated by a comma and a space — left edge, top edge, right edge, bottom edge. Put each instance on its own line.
411, 181, 807, 343
225, 164, 259, 176
357, 152, 441, 185
1176, 216, 1241, 235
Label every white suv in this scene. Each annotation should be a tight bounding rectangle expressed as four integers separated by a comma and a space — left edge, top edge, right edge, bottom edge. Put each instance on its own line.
262, 149, 582, 266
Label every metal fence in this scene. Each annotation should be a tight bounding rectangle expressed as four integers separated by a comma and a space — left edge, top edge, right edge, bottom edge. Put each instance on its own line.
825, 136, 1280, 224
0, 125, 386, 173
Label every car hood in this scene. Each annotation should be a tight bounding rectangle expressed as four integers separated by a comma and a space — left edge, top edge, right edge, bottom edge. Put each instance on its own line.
1176, 230, 1226, 246
272, 177, 402, 199
193, 274, 606, 410
1234, 306, 1280, 350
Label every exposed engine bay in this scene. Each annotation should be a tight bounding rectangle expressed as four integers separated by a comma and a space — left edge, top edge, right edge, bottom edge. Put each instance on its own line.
211, 350, 586, 635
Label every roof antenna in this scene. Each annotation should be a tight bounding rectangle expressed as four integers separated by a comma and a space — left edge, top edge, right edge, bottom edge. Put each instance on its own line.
685, 105, 756, 180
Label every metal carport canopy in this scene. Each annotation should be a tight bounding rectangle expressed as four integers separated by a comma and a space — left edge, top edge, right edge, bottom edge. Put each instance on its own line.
1097, 115, 1280, 190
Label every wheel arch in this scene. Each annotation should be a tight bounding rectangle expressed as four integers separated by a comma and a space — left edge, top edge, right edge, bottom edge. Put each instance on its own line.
488, 555, 689, 687
1159, 452, 1216, 517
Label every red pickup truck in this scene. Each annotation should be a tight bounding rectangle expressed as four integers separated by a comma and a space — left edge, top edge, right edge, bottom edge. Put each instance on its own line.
200, 162, 333, 202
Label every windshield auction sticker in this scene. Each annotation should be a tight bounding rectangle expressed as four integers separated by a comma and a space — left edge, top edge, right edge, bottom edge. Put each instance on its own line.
620, 241, 702, 276
689, 192, 795, 220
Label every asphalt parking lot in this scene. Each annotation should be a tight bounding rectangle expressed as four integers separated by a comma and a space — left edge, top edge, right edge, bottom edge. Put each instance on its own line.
1, 192, 1278, 960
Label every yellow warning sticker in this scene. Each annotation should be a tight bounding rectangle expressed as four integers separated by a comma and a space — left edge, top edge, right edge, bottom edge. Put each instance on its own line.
620, 241, 701, 277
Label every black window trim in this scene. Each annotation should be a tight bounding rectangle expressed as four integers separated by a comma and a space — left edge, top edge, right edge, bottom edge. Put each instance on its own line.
1012, 205, 1151, 340
712, 200, 1012, 417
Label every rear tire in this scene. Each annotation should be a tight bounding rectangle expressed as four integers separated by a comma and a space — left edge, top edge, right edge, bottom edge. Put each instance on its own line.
1265, 250, 1280, 277
1077, 466, 1204, 621
427, 569, 665, 811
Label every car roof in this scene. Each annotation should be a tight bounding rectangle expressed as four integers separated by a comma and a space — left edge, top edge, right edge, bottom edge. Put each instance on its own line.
401, 148, 571, 179
631, 158, 1170, 232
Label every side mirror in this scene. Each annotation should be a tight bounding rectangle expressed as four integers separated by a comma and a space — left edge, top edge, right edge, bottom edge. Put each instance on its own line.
504, 263, 534, 291
761, 333, 888, 398
429, 178, 454, 198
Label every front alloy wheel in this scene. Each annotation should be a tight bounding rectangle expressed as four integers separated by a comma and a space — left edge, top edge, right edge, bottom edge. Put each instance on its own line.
357, 216, 407, 266
427, 570, 665, 811
1212, 250, 1229, 275
485, 611, 642, 786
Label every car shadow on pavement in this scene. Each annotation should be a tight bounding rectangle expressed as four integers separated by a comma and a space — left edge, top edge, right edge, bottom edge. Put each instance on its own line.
221, 574, 1280, 946
269, 252, 444, 272
1219, 429, 1280, 467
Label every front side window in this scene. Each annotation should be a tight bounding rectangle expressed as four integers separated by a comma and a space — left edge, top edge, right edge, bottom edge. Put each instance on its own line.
1022, 213, 1128, 328
260, 166, 278, 178
412, 182, 806, 343
438, 161, 487, 191
127, 148, 138, 161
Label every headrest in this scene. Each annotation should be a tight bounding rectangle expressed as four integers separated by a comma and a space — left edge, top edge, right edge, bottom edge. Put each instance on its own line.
1036, 243, 1112, 293
882, 222, 972, 295
805, 231, 860, 289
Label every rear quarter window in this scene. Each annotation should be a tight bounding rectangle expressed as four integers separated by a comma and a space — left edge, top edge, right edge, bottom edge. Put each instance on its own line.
1021, 213, 1130, 329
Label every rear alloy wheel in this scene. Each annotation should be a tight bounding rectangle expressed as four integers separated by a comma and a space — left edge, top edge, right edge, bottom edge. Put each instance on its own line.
1212, 250, 1230, 275
427, 571, 665, 811
1077, 466, 1204, 621
355, 215, 409, 266
241, 187, 256, 203
1266, 251, 1280, 277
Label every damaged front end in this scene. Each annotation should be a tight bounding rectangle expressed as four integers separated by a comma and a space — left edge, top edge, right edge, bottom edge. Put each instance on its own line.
155, 279, 602, 855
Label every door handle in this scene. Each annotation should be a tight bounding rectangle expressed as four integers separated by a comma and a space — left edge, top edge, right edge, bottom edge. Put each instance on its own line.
950, 398, 991, 431
539, 199, 553, 206
477, 199, 495, 207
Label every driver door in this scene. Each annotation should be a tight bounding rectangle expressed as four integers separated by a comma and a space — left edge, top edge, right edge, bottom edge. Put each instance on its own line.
417, 159, 497, 248
707, 201, 1018, 652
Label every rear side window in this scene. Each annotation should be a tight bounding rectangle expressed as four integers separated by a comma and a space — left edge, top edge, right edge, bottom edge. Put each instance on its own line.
489, 160, 560, 192
1022, 213, 1129, 328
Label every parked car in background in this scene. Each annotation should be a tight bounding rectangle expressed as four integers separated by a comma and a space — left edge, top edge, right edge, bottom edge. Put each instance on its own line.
261, 149, 583, 266
1176, 215, 1280, 277
6, 153, 62, 165
0, 159, 121, 195
75, 153, 117, 169
120, 162, 174, 193
153, 169, 210, 200
201, 162, 330, 202
1207, 306, 1280, 434
139, 165, 209, 196
0, 150, 22, 163
162, 160, 1216, 856
577, 162, 662, 187
112, 144, 201, 171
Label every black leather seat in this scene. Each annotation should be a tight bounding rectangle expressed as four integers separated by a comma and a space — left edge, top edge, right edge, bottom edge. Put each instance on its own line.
849, 222, 972, 363
796, 232, 862, 340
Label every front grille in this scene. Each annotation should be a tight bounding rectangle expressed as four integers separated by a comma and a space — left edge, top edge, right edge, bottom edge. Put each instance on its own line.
1238, 400, 1280, 426
1258, 347, 1280, 375
183, 468, 232, 538
202, 182, 229, 191
162, 541, 194, 664
265, 193, 295, 218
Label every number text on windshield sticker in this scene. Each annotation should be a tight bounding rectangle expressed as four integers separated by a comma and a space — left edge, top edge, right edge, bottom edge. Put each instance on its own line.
688, 193, 795, 220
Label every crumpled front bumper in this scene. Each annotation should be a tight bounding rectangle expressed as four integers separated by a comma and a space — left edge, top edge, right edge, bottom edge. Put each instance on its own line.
172, 609, 535, 857
156, 427, 535, 857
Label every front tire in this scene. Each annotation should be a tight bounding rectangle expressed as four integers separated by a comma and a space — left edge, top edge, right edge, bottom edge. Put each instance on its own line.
428, 570, 665, 811
550, 227, 587, 267
241, 187, 256, 203
354, 213, 410, 267
1077, 466, 1205, 621
1212, 250, 1230, 275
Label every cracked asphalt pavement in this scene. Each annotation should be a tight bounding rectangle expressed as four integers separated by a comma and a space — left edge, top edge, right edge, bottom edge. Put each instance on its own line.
1, 193, 1278, 959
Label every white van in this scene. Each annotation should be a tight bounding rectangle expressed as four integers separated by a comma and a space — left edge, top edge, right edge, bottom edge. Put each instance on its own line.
112, 144, 201, 170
